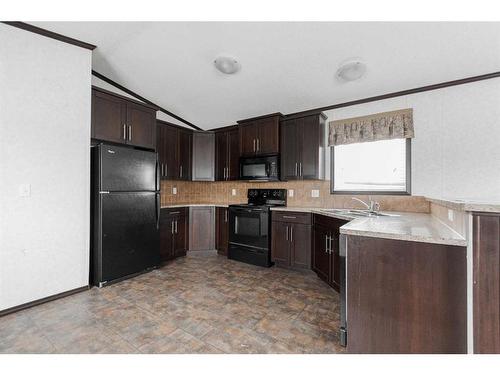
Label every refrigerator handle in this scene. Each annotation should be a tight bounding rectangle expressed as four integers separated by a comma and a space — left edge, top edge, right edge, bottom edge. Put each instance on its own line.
155, 193, 160, 229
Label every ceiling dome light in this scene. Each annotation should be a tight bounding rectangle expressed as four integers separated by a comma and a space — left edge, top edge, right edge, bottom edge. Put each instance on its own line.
214, 55, 241, 74
336, 59, 366, 82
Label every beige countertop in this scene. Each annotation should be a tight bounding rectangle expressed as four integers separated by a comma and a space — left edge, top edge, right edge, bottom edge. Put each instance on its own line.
426, 197, 500, 213
271, 207, 467, 246
161, 203, 229, 209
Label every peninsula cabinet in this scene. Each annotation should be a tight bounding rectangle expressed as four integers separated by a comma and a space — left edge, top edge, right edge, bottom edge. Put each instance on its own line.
312, 214, 347, 291
159, 207, 188, 262
215, 127, 240, 181
215, 207, 229, 256
237, 113, 282, 156
346, 235, 466, 354
157, 120, 192, 180
271, 211, 312, 270
473, 212, 500, 354
91, 87, 156, 150
281, 112, 326, 180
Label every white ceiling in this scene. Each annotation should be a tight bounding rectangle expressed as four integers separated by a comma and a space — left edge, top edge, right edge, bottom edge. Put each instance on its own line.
34, 22, 500, 130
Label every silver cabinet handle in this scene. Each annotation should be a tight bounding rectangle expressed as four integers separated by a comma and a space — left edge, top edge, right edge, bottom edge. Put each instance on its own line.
295, 162, 298, 176
290, 226, 293, 242
128, 125, 132, 141
256, 138, 260, 152
169, 211, 180, 215
299, 162, 302, 177
165, 163, 168, 177
171, 220, 174, 234
123, 124, 127, 140
286, 225, 289, 241
180, 165, 183, 178
224, 209, 228, 222
175, 220, 178, 233
325, 235, 329, 253
282, 215, 297, 219
253, 139, 256, 152
161, 163, 164, 177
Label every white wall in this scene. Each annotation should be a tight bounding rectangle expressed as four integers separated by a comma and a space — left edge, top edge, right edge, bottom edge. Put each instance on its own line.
0, 25, 92, 310
324, 78, 500, 200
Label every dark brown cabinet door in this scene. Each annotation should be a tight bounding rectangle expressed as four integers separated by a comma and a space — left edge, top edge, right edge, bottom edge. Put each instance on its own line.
92, 90, 127, 144
240, 124, 258, 156
178, 130, 192, 180
312, 224, 330, 283
299, 115, 324, 180
271, 221, 290, 266
280, 119, 300, 180
215, 131, 228, 181
215, 207, 229, 256
290, 223, 311, 269
473, 213, 500, 353
173, 210, 188, 257
257, 117, 280, 155
126, 102, 156, 149
159, 213, 174, 262
227, 129, 240, 180
163, 125, 179, 179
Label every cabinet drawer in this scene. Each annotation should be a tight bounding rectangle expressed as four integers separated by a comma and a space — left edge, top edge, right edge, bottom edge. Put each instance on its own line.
272, 211, 312, 225
161, 207, 188, 218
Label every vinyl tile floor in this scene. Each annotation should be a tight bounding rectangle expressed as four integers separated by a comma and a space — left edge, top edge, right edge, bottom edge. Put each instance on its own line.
0, 253, 344, 354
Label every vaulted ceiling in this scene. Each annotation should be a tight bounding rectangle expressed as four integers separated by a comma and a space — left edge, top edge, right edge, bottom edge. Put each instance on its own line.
33, 22, 500, 129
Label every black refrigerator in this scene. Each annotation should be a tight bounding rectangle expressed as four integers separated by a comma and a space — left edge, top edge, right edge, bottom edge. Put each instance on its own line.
91, 144, 160, 287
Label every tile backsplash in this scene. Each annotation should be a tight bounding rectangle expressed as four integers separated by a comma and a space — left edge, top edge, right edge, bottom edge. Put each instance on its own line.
161, 180, 430, 213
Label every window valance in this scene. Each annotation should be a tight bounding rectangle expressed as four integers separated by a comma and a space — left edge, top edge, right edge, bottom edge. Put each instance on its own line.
328, 108, 414, 146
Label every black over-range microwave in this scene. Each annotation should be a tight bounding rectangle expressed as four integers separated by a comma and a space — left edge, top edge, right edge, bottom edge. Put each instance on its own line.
239, 155, 279, 181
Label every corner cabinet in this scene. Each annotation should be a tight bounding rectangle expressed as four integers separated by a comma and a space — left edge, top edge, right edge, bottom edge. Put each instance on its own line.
312, 214, 348, 291
271, 211, 312, 270
192, 132, 215, 181
281, 112, 326, 180
238, 113, 282, 156
157, 121, 192, 180
91, 87, 156, 150
215, 127, 240, 181
159, 207, 189, 262
189, 206, 215, 251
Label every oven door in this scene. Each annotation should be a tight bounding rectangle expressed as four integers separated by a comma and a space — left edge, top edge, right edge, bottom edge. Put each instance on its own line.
229, 207, 269, 249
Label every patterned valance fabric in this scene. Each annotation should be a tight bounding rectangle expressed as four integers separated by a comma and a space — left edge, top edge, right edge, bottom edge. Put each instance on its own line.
328, 108, 414, 146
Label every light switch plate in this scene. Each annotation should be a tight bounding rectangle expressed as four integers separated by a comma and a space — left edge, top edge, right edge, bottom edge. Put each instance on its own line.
172, 187, 177, 195
288, 189, 294, 198
232, 189, 237, 196
448, 209, 454, 222
311, 189, 320, 198
19, 184, 31, 197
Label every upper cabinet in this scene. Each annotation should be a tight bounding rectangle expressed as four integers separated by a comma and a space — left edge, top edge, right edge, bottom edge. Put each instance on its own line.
281, 112, 326, 180
192, 132, 215, 181
237, 113, 282, 156
91, 87, 156, 150
215, 127, 240, 181
157, 120, 192, 181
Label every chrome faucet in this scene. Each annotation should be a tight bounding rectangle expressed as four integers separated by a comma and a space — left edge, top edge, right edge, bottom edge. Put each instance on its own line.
351, 197, 380, 213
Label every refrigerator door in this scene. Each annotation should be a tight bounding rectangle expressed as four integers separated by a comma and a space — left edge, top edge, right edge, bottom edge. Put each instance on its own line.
99, 144, 158, 192
98, 191, 160, 284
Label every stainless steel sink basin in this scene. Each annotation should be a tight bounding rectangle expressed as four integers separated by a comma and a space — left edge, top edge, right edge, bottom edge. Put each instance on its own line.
319, 208, 399, 217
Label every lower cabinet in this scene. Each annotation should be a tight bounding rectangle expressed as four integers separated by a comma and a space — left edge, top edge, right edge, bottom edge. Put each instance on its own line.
312, 214, 348, 291
271, 211, 312, 270
189, 206, 215, 251
159, 207, 188, 262
215, 207, 229, 256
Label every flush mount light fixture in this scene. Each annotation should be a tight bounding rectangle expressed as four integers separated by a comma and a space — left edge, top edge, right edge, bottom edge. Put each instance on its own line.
214, 55, 241, 74
336, 59, 366, 82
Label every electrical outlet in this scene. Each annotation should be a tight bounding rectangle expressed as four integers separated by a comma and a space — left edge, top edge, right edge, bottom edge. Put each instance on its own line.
311, 189, 320, 198
172, 187, 177, 195
448, 209, 454, 222
232, 189, 237, 196
288, 189, 294, 198
19, 184, 31, 197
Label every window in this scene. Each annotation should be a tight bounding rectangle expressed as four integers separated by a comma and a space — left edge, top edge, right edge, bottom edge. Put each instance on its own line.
331, 138, 411, 195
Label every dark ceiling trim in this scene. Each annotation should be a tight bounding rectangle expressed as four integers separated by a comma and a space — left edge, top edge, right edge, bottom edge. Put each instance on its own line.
285, 71, 500, 119
2, 21, 96, 50
92, 70, 203, 131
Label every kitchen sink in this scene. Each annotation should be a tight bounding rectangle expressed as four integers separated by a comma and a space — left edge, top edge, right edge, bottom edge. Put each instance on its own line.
319, 208, 399, 217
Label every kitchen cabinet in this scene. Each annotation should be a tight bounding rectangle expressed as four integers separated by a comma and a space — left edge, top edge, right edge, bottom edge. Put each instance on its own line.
159, 207, 188, 262
237, 113, 282, 156
346, 234, 466, 353
312, 214, 347, 291
189, 206, 215, 251
92, 87, 156, 149
192, 132, 215, 181
215, 207, 229, 256
281, 112, 326, 180
473, 212, 500, 353
271, 211, 312, 270
157, 120, 192, 180
215, 127, 240, 181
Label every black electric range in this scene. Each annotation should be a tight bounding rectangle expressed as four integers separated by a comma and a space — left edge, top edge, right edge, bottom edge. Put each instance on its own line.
228, 189, 287, 267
